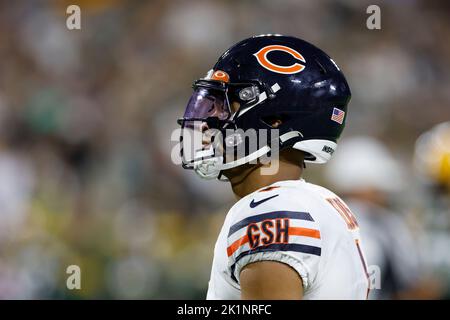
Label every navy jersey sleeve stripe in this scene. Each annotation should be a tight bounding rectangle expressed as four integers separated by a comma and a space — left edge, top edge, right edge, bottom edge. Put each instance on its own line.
228, 211, 314, 237
230, 243, 321, 282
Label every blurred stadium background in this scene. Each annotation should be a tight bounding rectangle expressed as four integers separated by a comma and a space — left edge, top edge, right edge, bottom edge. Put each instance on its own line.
0, 0, 449, 299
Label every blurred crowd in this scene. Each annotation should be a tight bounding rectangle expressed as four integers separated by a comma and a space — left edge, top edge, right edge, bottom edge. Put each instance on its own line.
0, 0, 449, 299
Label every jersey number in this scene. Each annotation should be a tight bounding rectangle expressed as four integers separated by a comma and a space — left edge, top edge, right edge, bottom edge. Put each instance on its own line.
326, 197, 359, 230
327, 197, 370, 298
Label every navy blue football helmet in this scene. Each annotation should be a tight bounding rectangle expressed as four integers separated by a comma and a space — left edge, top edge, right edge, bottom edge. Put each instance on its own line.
178, 34, 351, 180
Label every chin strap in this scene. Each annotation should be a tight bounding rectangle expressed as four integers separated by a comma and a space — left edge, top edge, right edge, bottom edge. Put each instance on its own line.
192, 131, 307, 180
193, 145, 271, 180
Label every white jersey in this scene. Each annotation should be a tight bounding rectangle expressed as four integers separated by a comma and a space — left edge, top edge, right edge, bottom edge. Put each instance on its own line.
206, 179, 370, 300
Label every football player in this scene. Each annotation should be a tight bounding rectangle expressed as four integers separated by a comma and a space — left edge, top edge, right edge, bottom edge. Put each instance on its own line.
414, 121, 450, 298
177, 35, 370, 299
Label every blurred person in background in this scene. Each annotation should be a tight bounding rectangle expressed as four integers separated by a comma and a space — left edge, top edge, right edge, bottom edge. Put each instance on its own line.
325, 136, 440, 299
414, 122, 450, 299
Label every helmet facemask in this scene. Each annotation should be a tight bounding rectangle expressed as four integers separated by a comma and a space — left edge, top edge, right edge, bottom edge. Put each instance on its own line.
178, 78, 278, 180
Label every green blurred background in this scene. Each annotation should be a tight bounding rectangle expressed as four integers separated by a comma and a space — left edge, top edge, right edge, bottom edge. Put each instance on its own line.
0, 0, 449, 299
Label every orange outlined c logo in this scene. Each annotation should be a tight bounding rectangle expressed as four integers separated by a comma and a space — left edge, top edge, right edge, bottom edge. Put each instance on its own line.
211, 70, 230, 83
254, 45, 306, 74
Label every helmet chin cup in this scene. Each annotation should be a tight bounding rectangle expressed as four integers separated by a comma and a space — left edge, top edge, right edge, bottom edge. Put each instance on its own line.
193, 145, 272, 180
194, 156, 223, 180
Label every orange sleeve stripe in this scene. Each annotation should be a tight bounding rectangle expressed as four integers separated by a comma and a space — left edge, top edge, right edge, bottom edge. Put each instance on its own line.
289, 227, 321, 239
226, 227, 320, 257
227, 235, 249, 257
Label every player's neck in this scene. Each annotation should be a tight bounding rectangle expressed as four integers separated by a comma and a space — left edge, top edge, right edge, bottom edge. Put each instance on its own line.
228, 151, 304, 199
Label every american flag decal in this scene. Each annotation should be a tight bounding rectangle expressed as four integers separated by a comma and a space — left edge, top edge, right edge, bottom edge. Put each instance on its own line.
331, 107, 345, 124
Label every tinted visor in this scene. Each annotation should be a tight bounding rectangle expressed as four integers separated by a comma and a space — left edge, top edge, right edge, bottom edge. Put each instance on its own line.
182, 85, 231, 121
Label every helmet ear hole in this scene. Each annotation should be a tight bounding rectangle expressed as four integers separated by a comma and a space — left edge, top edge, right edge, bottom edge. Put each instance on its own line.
271, 119, 283, 128
261, 114, 289, 128
261, 116, 282, 128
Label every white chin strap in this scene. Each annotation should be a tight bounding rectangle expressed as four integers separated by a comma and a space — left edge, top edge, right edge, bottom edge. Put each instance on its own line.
193, 145, 271, 180
191, 133, 336, 180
